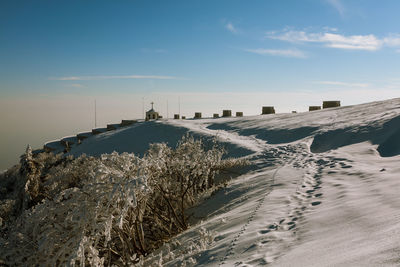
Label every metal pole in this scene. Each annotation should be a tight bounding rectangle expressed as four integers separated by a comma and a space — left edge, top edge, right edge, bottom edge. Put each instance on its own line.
142, 97, 144, 120
95, 99, 97, 128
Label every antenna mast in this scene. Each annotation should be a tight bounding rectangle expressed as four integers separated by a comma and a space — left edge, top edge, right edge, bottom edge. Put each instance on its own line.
142, 97, 144, 120
94, 99, 97, 128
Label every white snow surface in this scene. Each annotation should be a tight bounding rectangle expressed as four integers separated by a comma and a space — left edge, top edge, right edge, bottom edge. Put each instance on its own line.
69, 98, 400, 266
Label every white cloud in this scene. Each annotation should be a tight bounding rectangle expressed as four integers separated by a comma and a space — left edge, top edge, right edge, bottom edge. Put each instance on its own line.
313, 81, 370, 88
245, 48, 307, 58
323, 33, 381, 50
225, 22, 238, 34
50, 75, 181, 81
326, 0, 345, 16
267, 30, 383, 51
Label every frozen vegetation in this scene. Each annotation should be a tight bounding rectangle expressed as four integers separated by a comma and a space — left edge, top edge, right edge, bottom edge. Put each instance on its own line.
1, 98, 400, 266
0, 136, 246, 265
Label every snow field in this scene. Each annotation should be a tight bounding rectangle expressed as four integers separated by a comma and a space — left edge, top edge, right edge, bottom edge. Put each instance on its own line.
2, 98, 399, 266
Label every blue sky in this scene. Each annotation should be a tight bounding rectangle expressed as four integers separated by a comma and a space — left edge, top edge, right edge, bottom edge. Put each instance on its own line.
1, 0, 400, 169
2, 0, 400, 97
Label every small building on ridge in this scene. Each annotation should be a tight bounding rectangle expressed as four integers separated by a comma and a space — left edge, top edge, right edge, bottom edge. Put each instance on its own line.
146, 102, 160, 121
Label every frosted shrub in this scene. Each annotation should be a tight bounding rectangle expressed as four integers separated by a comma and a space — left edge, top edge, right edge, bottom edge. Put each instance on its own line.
2, 152, 149, 265
143, 136, 229, 234
0, 146, 66, 224
0, 135, 245, 266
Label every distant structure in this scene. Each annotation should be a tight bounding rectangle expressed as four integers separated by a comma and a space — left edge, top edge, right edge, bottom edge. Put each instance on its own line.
146, 102, 160, 121
222, 110, 232, 117
236, 112, 243, 117
194, 112, 202, 119
323, 101, 341, 109
213, 113, 219, 118
44, 140, 64, 153
121, 120, 136, 126
182, 116, 186, 119
309, 106, 321, 111
92, 128, 107, 135
174, 114, 180, 119
262, 106, 275, 114
77, 132, 92, 143
292, 111, 297, 113
107, 123, 120, 131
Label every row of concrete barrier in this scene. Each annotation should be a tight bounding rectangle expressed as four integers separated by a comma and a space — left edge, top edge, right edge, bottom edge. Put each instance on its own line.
181, 101, 341, 119
309, 101, 341, 111
42, 120, 136, 153
185, 110, 246, 120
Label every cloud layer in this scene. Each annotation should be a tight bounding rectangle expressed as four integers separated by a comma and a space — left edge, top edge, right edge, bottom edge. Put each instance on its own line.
50, 75, 180, 81
313, 81, 370, 88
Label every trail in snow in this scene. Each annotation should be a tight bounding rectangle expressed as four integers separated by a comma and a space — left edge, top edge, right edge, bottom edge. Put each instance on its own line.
180, 119, 315, 265
171, 119, 302, 265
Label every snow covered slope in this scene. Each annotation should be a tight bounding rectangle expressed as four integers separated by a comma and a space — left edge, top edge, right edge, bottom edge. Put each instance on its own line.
70, 98, 400, 266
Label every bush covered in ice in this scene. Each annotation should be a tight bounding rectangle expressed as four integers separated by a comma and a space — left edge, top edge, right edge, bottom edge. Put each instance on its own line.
0, 135, 246, 266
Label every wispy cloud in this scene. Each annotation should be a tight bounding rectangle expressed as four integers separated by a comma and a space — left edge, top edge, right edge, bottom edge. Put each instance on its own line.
50, 75, 181, 81
266, 28, 400, 51
322, 33, 381, 50
267, 30, 382, 51
245, 48, 307, 58
225, 22, 238, 34
326, 0, 345, 16
313, 81, 370, 88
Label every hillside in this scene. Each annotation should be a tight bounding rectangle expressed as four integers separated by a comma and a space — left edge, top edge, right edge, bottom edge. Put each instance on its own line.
2, 98, 400, 266
66, 98, 400, 266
